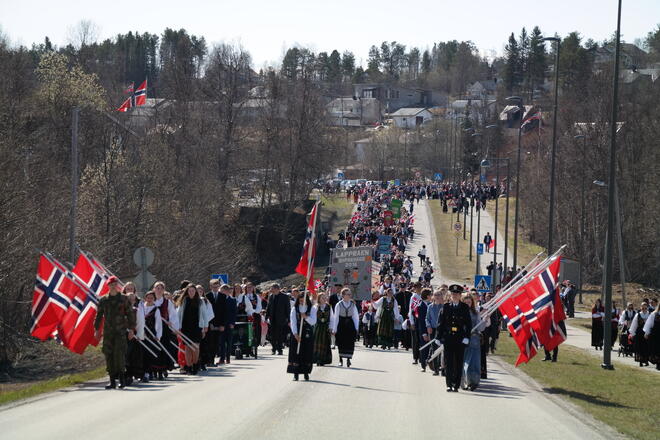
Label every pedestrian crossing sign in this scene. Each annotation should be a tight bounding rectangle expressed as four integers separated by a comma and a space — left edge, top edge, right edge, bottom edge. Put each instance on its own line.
474, 275, 491, 293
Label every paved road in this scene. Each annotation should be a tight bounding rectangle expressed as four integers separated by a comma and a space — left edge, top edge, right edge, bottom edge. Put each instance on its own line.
0, 345, 606, 440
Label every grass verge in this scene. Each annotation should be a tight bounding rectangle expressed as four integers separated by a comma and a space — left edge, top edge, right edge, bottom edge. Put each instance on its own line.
429, 200, 476, 283
0, 367, 106, 406
494, 197, 545, 266
496, 336, 659, 440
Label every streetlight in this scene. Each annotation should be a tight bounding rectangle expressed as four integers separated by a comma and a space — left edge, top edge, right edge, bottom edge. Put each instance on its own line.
543, 36, 561, 256
506, 96, 524, 273
575, 134, 586, 304
481, 157, 510, 293
593, 179, 627, 306
600, 0, 623, 371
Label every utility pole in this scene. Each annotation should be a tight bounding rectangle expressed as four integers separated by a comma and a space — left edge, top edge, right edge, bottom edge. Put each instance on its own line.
69, 107, 80, 263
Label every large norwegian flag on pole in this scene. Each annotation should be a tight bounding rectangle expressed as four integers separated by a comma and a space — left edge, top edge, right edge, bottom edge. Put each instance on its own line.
497, 255, 566, 365
30, 254, 76, 340
117, 79, 147, 112
66, 252, 113, 352
295, 201, 320, 293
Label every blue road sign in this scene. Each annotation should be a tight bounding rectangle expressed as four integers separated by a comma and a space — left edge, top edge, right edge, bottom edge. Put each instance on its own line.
337, 172, 345, 179
474, 275, 492, 293
211, 274, 229, 284
394, 179, 401, 186
476, 243, 484, 255
434, 172, 443, 181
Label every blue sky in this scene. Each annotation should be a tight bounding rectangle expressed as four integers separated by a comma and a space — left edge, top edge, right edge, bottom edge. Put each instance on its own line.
1, 0, 657, 68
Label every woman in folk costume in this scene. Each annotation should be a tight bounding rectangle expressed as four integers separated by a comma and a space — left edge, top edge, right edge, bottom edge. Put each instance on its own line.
331, 288, 360, 367
373, 288, 401, 350
154, 281, 179, 373
197, 284, 215, 371
139, 291, 168, 380
124, 283, 144, 385
288, 293, 317, 381
643, 305, 660, 370
630, 302, 651, 367
609, 301, 620, 349
591, 298, 605, 350
238, 282, 263, 357
176, 283, 210, 375
313, 292, 333, 366
461, 292, 488, 391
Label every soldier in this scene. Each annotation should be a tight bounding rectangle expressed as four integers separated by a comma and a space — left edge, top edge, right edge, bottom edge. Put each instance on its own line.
437, 284, 471, 392
94, 276, 137, 389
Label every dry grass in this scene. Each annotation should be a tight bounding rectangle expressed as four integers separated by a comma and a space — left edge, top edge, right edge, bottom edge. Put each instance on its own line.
496, 336, 660, 440
494, 197, 545, 267
429, 200, 478, 283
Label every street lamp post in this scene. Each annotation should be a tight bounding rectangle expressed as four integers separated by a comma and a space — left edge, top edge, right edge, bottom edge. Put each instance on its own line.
600, 0, 623, 371
543, 36, 561, 255
575, 134, 586, 304
506, 96, 524, 273
482, 157, 510, 293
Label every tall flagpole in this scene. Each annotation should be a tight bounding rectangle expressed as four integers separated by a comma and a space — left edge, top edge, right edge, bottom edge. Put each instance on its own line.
297, 200, 320, 355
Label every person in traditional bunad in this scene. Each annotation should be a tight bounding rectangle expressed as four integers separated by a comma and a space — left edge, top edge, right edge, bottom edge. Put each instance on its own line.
331, 288, 360, 367
288, 293, 317, 381
313, 292, 333, 366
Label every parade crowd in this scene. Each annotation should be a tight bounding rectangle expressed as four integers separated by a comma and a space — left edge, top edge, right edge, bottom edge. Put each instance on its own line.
93, 180, 660, 392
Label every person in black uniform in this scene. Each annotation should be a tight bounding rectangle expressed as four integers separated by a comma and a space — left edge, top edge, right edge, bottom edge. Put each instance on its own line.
266, 283, 291, 355
438, 284, 471, 392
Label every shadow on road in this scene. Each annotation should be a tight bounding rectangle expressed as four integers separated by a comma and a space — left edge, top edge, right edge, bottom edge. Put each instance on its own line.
308, 379, 411, 394
543, 387, 633, 408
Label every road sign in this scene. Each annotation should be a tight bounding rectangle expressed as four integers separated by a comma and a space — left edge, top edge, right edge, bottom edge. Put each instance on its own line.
133, 247, 154, 267
475, 275, 492, 293
415, 171, 421, 178
433, 172, 443, 181
211, 274, 229, 284
394, 179, 401, 186
453, 222, 462, 232
476, 243, 484, 255
337, 172, 344, 179
133, 247, 155, 293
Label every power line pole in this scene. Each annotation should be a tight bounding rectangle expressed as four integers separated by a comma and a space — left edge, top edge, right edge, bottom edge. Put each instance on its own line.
69, 107, 80, 263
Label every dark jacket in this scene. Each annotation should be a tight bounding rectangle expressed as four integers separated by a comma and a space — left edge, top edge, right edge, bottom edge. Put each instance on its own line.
223, 295, 238, 326
438, 302, 471, 345
266, 293, 291, 327
206, 291, 226, 328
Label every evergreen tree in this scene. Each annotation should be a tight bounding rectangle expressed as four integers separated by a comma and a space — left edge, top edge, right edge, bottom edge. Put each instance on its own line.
518, 27, 530, 92
341, 51, 355, 80
366, 45, 381, 80
421, 49, 432, 76
527, 26, 547, 100
282, 47, 301, 80
327, 49, 341, 83
503, 33, 521, 93
558, 32, 592, 92
316, 51, 329, 80
353, 66, 366, 84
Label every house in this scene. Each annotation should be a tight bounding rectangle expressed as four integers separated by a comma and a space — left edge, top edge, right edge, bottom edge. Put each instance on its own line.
326, 97, 381, 126
390, 108, 432, 128
467, 80, 498, 100
353, 84, 444, 113
592, 43, 648, 70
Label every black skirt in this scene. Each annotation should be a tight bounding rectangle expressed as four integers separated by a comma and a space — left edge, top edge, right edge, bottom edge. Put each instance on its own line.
287, 323, 314, 375
336, 316, 357, 359
591, 319, 603, 347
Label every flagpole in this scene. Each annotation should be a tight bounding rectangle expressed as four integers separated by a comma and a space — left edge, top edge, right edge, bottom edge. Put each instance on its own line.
479, 245, 566, 323
297, 200, 320, 355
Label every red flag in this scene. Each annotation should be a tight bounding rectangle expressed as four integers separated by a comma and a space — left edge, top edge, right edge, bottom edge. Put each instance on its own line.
67, 253, 111, 352
499, 295, 538, 366
489, 239, 495, 249
30, 255, 76, 340
117, 79, 147, 112
295, 202, 320, 293
124, 82, 135, 94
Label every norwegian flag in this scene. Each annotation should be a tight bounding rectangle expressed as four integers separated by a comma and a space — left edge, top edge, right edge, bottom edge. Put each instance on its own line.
499, 297, 538, 366
117, 79, 147, 112
66, 253, 110, 352
295, 201, 320, 293
498, 256, 566, 365
521, 112, 542, 133
124, 82, 135, 94
30, 254, 77, 340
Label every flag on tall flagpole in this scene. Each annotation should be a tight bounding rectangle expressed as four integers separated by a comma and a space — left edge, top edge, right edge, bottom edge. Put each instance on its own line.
117, 79, 147, 112
295, 201, 320, 293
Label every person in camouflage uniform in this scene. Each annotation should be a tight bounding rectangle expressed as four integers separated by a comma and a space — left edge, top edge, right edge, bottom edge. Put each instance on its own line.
94, 276, 137, 389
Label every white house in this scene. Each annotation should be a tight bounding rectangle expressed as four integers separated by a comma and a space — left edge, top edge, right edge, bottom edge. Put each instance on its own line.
390, 108, 432, 128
